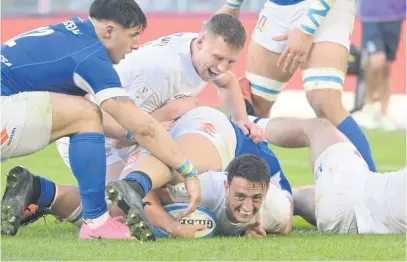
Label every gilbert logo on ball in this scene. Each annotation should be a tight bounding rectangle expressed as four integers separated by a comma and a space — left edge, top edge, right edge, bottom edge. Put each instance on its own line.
154, 203, 217, 238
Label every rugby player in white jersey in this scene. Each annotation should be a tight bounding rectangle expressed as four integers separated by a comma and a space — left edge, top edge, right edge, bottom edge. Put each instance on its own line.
253, 116, 406, 233
146, 154, 293, 238
216, 0, 378, 174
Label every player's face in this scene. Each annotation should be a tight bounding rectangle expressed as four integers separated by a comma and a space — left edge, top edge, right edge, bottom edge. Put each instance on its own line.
194, 34, 242, 81
104, 24, 142, 64
224, 177, 267, 223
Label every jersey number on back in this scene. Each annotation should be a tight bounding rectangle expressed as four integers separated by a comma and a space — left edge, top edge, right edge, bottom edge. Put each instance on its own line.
4, 27, 54, 47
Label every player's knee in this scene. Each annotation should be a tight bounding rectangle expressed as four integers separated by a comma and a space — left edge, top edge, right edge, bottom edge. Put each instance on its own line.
304, 118, 334, 136
367, 53, 387, 75
307, 93, 346, 119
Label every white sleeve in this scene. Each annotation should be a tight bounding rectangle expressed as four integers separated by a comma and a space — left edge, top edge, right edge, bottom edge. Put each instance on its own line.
260, 183, 293, 234
115, 65, 172, 113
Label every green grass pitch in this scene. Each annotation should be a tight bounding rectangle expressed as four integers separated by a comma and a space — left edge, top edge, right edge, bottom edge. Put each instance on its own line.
1, 130, 406, 261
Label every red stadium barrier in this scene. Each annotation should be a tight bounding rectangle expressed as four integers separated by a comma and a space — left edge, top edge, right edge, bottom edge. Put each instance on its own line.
2, 15, 405, 105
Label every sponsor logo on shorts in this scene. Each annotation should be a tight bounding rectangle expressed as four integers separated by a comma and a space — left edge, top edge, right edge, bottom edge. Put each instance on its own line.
6, 128, 16, 146
1, 129, 9, 145
199, 122, 216, 137
127, 150, 141, 165
106, 148, 112, 158
256, 15, 267, 32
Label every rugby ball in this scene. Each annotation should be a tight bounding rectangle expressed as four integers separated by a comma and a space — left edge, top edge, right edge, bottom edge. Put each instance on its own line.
154, 203, 216, 238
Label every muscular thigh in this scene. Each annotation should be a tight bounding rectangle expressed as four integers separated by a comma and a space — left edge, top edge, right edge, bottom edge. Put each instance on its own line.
50, 92, 102, 141
246, 41, 293, 83
304, 42, 349, 73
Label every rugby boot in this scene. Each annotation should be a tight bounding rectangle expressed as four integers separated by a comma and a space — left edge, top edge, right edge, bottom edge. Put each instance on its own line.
105, 180, 156, 242
1, 166, 34, 235
20, 204, 49, 226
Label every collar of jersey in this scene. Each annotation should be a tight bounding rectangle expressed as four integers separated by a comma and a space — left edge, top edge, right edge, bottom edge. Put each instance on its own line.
81, 18, 99, 39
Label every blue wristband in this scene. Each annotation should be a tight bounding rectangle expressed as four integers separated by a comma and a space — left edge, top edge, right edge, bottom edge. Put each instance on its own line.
177, 159, 197, 179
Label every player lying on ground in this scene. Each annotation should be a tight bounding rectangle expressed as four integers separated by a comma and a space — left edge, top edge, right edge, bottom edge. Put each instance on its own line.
11, 106, 293, 238
254, 116, 406, 233
217, 0, 378, 173
1, 0, 200, 240
145, 154, 293, 238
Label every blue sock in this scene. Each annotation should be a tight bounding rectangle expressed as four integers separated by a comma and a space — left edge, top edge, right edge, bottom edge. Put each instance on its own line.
69, 132, 107, 220
123, 171, 152, 198
337, 116, 377, 172
35, 176, 56, 208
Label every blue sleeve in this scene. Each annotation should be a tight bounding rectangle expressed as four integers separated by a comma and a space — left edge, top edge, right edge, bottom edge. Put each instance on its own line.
260, 143, 293, 196
74, 47, 128, 105
276, 170, 292, 196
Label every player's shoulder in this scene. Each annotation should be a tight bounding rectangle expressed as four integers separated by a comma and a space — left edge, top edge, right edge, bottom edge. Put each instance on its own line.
199, 171, 227, 196
51, 18, 107, 63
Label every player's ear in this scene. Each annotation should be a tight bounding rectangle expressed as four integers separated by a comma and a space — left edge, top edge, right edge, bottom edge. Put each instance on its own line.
224, 180, 229, 196
196, 35, 205, 50
104, 24, 115, 39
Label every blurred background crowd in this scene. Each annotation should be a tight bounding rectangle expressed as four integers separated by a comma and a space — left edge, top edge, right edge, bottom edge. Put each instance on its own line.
2, 0, 406, 130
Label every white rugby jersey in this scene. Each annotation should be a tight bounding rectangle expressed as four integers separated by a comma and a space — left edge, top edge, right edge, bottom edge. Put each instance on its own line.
114, 33, 208, 113
356, 167, 406, 234
167, 171, 292, 236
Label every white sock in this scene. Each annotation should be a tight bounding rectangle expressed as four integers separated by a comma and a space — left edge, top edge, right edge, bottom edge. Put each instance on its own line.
85, 212, 109, 229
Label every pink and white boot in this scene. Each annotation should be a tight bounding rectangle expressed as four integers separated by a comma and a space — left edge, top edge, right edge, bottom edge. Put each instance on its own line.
79, 215, 134, 240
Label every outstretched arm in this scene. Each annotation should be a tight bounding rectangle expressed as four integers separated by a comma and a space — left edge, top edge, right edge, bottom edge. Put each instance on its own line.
144, 189, 206, 238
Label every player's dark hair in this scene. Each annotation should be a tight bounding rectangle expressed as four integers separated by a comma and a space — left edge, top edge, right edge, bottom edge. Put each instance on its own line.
202, 13, 246, 50
89, 0, 147, 30
226, 154, 270, 188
